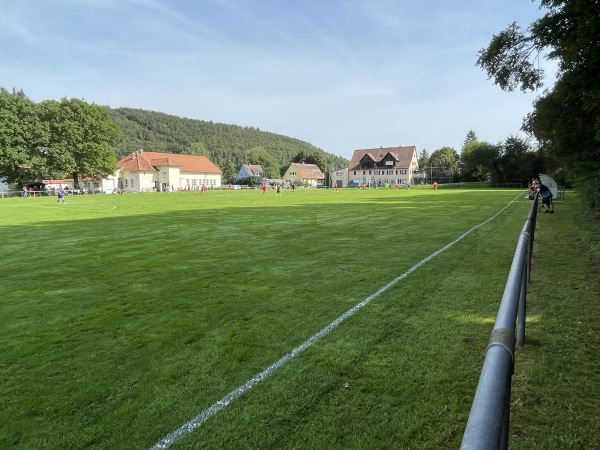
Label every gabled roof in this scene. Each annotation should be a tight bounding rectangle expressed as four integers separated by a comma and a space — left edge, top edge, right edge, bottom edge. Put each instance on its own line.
287, 163, 325, 179
117, 151, 222, 174
241, 164, 263, 177
349, 146, 417, 170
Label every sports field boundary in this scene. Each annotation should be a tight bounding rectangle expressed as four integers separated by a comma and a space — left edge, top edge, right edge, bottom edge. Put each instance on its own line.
149, 193, 523, 449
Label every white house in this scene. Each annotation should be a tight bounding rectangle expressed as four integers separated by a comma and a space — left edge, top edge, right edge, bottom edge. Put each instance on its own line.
116, 150, 222, 192
347, 146, 419, 187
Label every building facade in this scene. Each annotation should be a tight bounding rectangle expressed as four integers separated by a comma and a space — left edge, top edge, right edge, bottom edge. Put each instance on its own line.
282, 163, 325, 187
116, 150, 222, 192
347, 146, 419, 187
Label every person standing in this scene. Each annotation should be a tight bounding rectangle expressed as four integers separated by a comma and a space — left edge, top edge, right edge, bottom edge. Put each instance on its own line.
56, 186, 67, 205
433, 181, 438, 191
261, 183, 267, 195
539, 183, 554, 213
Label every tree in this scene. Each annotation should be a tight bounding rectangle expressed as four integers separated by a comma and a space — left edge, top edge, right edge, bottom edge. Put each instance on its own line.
476, 0, 600, 209
0, 90, 46, 184
292, 150, 328, 173
37, 98, 121, 187
463, 130, 478, 148
220, 157, 237, 183
418, 149, 430, 171
428, 147, 459, 180
461, 141, 499, 182
246, 147, 280, 179
184, 142, 209, 156
493, 136, 544, 185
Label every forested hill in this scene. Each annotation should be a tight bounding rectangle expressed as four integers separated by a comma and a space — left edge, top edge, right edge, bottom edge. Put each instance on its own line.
107, 107, 349, 169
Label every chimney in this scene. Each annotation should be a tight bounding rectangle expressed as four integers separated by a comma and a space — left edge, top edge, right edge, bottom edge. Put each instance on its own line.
132, 152, 136, 160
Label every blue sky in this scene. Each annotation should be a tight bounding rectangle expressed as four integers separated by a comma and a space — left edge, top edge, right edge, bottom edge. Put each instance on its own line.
1, 0, 553, 160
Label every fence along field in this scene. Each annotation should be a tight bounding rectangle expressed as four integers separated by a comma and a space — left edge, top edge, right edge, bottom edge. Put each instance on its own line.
0, 188, 530, 449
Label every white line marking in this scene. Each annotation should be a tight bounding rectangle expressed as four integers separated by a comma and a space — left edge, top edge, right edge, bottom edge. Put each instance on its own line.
149, 195, 522, 449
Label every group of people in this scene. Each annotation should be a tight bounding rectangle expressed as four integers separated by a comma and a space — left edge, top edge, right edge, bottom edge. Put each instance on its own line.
528, 177, 554, 213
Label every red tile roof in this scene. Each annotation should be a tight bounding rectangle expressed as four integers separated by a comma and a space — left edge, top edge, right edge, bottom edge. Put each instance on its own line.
349, 146, 417, 170
117, 151, 222, 174
287, 163, 325, 179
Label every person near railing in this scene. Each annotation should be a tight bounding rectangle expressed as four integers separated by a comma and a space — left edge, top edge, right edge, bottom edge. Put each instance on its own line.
539, 183, 554, 213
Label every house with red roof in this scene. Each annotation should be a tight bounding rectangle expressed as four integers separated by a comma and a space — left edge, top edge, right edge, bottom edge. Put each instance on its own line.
282, 163, 325, 187
116, 150, 222, 192
346, 146, 419, 187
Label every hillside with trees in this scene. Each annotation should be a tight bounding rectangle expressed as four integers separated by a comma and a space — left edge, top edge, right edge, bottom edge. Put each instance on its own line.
106, 107, 348, 178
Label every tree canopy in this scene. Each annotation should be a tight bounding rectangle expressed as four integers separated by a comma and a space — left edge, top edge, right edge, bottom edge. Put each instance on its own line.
0, 90, 119, 186
477, 0, 600, 209
107, 107, 349, 174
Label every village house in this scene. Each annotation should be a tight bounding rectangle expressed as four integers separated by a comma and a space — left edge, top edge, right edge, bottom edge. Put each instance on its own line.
282, 163, 325, 187
346, 146, 419, 187
116, 150, 222, 192
236, 164, 264, 180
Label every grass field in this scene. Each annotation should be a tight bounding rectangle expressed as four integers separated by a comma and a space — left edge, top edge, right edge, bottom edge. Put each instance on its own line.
0, 187, 585, 449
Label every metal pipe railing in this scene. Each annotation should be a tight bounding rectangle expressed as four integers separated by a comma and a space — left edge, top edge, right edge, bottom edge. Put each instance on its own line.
461, 193, 539, 449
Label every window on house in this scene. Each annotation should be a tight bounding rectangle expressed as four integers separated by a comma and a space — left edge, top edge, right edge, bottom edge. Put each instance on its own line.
131, 179, 134, 188
125, 179, 128, 187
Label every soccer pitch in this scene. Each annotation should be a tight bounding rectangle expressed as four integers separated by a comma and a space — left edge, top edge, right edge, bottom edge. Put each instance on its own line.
1, 188, 530, 449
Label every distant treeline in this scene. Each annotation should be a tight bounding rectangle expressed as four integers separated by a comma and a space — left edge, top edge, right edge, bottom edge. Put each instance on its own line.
107, 107, 349, 170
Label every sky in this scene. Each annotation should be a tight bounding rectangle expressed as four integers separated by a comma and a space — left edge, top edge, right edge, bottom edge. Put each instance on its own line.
0, 0, 555, 160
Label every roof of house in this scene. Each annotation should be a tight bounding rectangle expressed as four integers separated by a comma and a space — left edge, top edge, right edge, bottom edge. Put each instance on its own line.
348, 146, 417, 170
241, 164, 263, 177
117, 151, 222, 174
286, 163, 325, 179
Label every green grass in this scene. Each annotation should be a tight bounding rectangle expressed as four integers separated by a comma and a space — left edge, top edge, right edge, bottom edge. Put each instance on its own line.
0, 187, 591, 449
510, 194, 600, 449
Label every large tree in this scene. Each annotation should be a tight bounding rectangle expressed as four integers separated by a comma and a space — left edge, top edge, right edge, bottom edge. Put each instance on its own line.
461, 140, 499, 182
0, 89, 47, 184
245, 147, 280, 179
428, 147, 460, 180
220, 157, 237, 183
477, 0, 600, 209
37, 98, 121, 186
493, 136, 545, 185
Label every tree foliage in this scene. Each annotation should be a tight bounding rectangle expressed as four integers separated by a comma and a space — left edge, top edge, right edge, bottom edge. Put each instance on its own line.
292, 150, 328, 173
0, 91, 119, 186
493, 136, 545, 185
246, 147, 280, 179
428, 146, 460, 179
107, 107, 349, 175
477, 0, 600, 209
37, 98, 120, 186
461, 140, 499, 182
0, 89, 46, 184
418, 149, 430, 171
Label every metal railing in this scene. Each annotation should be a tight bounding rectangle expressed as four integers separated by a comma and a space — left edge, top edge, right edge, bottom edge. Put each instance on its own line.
460, 192, 539, 449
